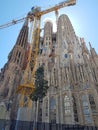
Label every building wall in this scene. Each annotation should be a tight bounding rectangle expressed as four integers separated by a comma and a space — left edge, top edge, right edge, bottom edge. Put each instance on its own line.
37, 14, 98, 126
0, 14, 98, 127
0, 19, 29, 120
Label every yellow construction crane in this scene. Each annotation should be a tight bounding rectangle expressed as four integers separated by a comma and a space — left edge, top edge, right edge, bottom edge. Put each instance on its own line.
0, 0, 76, 107
0, 0, 76, 29
16, 0, 76, 107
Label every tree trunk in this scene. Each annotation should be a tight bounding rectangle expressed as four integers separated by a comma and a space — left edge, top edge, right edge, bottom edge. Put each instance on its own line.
33, 101, 37, 130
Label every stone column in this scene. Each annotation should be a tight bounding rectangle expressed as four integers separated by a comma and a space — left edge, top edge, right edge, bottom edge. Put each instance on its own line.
56, 95, 59, 123
69, 90, 74, 124
77, 93, 84, 125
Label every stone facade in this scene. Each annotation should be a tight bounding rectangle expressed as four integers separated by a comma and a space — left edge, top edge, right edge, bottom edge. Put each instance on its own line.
0, 14, 98, 127
37, 14, 98, 126
0, 19, 29, 121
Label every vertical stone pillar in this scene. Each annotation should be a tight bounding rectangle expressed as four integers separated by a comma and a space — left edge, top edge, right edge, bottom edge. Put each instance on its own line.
56, 95, 59, 124
69, 90, 74, 124
77, 94, 84, 125
85, 91, 94, 125
60, 91, 64, 124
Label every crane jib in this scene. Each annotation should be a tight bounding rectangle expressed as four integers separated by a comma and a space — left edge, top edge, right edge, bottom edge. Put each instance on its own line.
0, 0, 76, 29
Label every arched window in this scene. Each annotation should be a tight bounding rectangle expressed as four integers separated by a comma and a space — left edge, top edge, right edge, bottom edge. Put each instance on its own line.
64, 95, 71, 114
50, 97, 56, 110
81, 95, 92, 123
50, 97, 56, 123
89, 94, 96, 114
64, 54, 68, 58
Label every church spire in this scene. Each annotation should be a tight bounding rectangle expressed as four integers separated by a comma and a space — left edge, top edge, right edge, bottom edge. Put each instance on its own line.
89, 42, 92, 49
89, 42, 97, 57
15, 18, 28, 47
0, 20, 29, 99
8, 19, 29, 66
80, 38, 89, 54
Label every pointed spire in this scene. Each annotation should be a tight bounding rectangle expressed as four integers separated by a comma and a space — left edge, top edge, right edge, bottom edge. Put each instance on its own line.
7, 17, 29, 64
89, 42, 97, 57
80, 37, 89, 54
89, 42, 92, 49
80, 37, 85, 43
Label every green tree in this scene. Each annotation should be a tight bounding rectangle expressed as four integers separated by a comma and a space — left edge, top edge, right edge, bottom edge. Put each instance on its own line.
30, 65, 49, 101
30, 65, 49, 130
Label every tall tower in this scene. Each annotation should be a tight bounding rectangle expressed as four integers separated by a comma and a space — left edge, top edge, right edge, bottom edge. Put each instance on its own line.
0, 19, 29, 120
37, 14, 98, 127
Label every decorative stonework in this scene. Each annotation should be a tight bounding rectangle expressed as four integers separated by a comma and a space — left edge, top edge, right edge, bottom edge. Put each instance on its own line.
0, 14, 98, 127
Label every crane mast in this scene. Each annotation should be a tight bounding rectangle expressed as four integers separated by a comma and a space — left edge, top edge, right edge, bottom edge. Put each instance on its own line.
16, 16, 41, 107
12, 0, 76, 107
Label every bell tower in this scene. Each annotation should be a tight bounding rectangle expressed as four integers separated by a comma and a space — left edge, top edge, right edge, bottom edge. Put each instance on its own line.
0, 19, 29, 121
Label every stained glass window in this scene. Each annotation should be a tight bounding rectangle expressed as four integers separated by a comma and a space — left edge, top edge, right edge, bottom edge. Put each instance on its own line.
50, 97, 56, 123
50, 97, 56, 110
81, 95, 92, 123
64, 54, 68, 58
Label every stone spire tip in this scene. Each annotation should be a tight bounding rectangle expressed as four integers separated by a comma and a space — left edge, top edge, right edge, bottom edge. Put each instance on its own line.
89, 42, 92, 49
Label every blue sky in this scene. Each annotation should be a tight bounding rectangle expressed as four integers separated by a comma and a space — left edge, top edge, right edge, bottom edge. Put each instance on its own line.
0, 0, 98, 69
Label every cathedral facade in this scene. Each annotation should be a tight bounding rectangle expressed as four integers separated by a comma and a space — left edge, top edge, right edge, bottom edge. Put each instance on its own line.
0, 14, 98, 129
37, 14, 98, 126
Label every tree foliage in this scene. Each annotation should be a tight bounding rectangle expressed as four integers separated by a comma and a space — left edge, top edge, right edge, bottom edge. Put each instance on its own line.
30, 65, 49, 101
